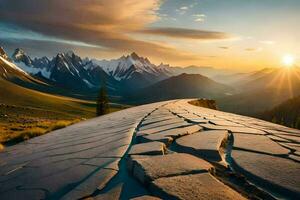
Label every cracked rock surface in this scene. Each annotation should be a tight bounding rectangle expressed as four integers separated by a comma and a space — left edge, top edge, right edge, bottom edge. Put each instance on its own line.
0, 99, 299, 199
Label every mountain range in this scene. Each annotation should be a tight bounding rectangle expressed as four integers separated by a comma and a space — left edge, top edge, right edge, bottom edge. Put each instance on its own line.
11, 48, 172, 94
2, 46, 300, 124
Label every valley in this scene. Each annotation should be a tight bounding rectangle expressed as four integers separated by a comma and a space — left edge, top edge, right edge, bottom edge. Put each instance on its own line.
1, 45, 300, 148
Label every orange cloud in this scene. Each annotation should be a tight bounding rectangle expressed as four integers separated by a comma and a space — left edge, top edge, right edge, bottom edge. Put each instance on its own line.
0, 0, 235, 65
138, 27, 236, 40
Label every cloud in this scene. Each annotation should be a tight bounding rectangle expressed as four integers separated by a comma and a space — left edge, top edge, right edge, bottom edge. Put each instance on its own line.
0, 0, 236, 64
219, 46, 229, 50
245, 47, 262, 52
138, 27, 236, 40
193, 14, 206, 22
180, 6, 189, 10
0, 0, 201, 61
260, 40, 275, 45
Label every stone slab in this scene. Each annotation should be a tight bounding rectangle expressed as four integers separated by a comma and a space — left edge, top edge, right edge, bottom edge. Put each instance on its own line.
149, 173, 246, 200
137, 121, 191, 136
129, 142, 166, 156
233, 133, 290, 155
138, 125, 202, 145
139, 118, 185, 131
201, 124, 265, 135
231, 150, 300, 198
175, 130, 228, 162
131, 153, 212, 184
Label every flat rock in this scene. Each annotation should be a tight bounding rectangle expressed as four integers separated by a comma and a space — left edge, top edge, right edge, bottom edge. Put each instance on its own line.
231, 150, 300, 198
175, 130, 228, 161
131, 195, 161, 200
61, 168, 117, 200
138, 125, 202, 144
140, 118, 185, 131
137, 121, 191, 136
209, 120, 244, 127
267, 135, 290, 142
92, 184, 123, 200
233, 133, 290, 155
129, 142, 166, 155
276, 134, 300, 143
141, 116, 178, 126
149, 173, 246, 200
130, 153, 212, 185
201, 124, 265, 135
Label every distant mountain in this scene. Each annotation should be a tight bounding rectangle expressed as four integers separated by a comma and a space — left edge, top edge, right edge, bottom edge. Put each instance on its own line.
171, 65, 236, 80
217, 67, 300, 116
125, 73, 234, 104
260, 96, 300, 129
212, 68, 275, 87
241, 67, 300, 92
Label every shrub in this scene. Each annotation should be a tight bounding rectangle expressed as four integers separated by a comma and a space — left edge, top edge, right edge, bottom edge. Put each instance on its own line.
48, 120, 72, 131
11, 128, 46, 143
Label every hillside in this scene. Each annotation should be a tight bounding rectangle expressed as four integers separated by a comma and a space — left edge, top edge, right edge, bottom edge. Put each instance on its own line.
260, 96, 300, 129
0, 77, 96, 144
241, 67, 300, 92
218, 67, 300, 116
126, 73, 234, 104
0, 78, 95, 117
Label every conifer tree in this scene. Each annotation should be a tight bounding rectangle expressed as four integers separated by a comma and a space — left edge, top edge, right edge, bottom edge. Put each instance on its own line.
96, 81, 109, 116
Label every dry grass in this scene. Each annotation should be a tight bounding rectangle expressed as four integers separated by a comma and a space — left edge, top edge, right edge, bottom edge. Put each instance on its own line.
0, 101, 125, 148
9, 128, 46, 144
48, 120, 73, 131
0, 118, 80, 146
189, 99, 217, 110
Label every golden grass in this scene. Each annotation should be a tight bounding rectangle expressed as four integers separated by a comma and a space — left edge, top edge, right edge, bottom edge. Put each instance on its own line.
13, 128, 46, 143
189, 99, 217, 110
48, 120, 73, 131
0, 119, 80, 146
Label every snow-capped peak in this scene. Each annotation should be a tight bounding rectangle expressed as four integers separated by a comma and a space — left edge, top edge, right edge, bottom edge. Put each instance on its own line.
0, 55, 28, 75
12, 48, 32, 66
90, 52, 172, 81
0, 46, 9, 60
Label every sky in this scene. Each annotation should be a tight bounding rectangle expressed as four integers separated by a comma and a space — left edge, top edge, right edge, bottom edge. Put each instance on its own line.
0, 0, 299, 71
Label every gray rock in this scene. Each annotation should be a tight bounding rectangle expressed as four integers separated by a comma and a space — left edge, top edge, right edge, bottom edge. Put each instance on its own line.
201, 124, 266, 135
231, 150, 300, 198
129, 142, 166, 155
233, 133, 290, 155
138, 125, 202, 145
130, 153, 212, 185
149, 173, 246, 200
175, 130, 229, 162
131, 195, 161, 200
137, 121, 191, 136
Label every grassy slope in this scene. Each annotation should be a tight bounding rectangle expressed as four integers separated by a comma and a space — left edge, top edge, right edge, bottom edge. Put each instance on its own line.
0, 78, 96, 117
0, 78, 96, 145
259, 96, 300, 129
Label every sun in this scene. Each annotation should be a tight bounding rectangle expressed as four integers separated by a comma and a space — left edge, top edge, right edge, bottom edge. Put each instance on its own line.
282, 54, 295, 67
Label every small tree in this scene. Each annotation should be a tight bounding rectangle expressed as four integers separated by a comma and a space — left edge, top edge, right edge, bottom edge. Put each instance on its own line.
295, 116, 300, 129
96, 83, 109, 116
